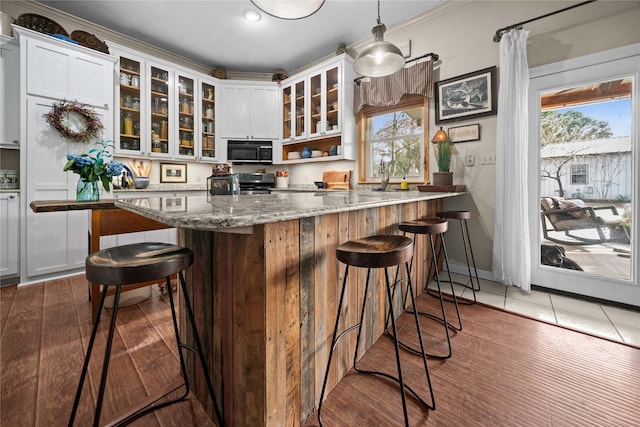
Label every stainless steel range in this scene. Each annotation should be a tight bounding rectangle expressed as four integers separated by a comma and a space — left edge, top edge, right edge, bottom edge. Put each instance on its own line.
238, 173, 275, 194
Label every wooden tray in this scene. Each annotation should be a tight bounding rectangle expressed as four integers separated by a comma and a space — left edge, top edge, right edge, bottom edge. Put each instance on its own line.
417, 185, 466, 192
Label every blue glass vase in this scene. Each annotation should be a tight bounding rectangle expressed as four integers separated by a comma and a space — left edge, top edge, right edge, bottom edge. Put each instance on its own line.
76, 178, 100, 202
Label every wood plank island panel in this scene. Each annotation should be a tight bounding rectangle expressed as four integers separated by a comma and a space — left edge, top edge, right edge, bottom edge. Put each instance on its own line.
178, 198, 443, 426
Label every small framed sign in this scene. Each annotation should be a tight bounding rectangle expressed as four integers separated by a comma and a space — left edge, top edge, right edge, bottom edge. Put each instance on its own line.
447, 123, 480, 143
160, 163, 187, 183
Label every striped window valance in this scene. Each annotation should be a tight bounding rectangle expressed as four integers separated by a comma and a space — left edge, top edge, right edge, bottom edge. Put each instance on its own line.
353, 60, 434, 113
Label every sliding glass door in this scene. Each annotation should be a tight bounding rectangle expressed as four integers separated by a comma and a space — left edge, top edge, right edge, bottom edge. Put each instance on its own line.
528, 46, 639, 306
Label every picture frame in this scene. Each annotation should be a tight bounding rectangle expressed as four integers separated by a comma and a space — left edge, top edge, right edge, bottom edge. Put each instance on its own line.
160, 163, 187, 183
447, 123, 481, 143
435, 66, 497, 124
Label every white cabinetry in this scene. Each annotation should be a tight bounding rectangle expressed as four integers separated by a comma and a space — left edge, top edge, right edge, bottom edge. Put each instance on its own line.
219, 82, 279, 140
0, 193, 19, 278
111, 43, 220, 162
15, 27, 116, 283
1, 36, 20, 148
278, 54, 356, 163
21, 29, 112, 108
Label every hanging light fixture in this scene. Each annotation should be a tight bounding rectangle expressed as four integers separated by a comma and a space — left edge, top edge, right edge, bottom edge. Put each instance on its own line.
250, 0, 325, 20
431, 127, 448, 144
353, 0, 405, 77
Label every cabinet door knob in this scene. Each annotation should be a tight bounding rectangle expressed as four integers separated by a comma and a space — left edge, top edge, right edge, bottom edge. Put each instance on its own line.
9, 195, 16, 199
13, 140, 19, 144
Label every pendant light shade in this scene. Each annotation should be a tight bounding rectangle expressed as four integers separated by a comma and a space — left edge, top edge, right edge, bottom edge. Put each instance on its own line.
353, 1, 405, 77
431, 127, 448, 144
250, 0, 324, 20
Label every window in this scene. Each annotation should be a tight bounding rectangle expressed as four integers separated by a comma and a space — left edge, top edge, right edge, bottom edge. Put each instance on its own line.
570, 163, 588, 185
357, 96, 428, 183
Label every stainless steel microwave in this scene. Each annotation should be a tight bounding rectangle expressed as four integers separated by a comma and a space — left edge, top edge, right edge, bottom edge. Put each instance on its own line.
227, 140, 273, 164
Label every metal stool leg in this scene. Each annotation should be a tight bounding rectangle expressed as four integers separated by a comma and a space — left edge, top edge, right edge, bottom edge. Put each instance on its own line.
319, 264, 434, 426
389, 231, 461, 359
318, 265, 353, 427
69, 284, 122, 427
356, 266, 435, 415
115, 273, 224, 427
438, 218, 481, 303
69, 285, 112, 426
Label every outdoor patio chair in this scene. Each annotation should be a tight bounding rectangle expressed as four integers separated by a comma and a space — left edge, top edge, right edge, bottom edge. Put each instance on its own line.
540, 197, 630, 245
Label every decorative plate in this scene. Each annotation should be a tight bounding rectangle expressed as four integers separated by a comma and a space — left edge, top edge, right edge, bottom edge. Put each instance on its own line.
70, 30, 109, 54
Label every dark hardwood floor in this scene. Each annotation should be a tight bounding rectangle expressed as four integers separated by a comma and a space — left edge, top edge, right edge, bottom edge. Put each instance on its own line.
2, 274, 639, 426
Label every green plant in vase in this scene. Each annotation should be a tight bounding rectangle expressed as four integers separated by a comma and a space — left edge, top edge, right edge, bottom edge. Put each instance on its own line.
433, 135, 453, 185
64, 139, 124, 202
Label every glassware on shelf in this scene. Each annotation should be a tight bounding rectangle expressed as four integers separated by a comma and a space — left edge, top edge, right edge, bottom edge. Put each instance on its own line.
123, 112, 134, 135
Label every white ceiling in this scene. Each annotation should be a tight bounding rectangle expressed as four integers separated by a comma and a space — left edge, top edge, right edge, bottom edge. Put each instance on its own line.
35, 0, 445, 74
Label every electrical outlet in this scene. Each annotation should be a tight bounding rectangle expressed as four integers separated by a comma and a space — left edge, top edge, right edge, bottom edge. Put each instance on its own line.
465, 154, 476, 167
396, 40, 411, 58
481, 153, 496, 165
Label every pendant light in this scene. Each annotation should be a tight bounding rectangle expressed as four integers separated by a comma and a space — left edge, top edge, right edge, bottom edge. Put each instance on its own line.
431, 127, 448, 144
353, 0, 405, 77
250, 0, 324, 20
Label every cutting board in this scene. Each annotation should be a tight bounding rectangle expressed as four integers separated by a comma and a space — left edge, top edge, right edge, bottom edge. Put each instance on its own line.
322, 170, 351, 190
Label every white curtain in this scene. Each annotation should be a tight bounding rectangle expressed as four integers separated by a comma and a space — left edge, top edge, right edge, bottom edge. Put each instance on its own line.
492, 29, 531, 291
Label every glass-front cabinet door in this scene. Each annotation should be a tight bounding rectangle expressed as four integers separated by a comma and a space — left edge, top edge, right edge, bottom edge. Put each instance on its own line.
176, 72, 196, 160
309, 64, 341, 138
117, 56, 143, 154
149, 65, 171, 157
281, 78, 307, 143
200, 80, 216, 160
294, 79, 306, 140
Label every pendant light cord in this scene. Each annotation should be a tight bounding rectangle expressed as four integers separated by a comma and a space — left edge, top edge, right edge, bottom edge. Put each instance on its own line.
377, 0, 381, 25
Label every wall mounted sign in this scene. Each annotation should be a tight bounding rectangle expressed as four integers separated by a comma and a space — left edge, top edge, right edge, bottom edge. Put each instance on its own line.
447, 123, 480, 142
160, 163, 187, 183
435, 66, 497, 124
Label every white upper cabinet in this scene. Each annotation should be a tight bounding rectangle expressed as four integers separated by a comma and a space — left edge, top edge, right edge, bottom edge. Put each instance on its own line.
219, 82, 279, 140
278, 54, 357, 163
1, 36, 20, 148
17, 27, 114, 108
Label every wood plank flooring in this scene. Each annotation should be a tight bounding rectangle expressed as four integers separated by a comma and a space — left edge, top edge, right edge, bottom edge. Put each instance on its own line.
2, 274, 639, 426
0, 275, 214, 427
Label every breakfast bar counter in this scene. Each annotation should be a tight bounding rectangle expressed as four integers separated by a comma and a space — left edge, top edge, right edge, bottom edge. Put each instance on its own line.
116, 190, 465, 426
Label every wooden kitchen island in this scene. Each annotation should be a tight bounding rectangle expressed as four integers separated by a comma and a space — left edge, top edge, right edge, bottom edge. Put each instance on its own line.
115, 190, 465, 426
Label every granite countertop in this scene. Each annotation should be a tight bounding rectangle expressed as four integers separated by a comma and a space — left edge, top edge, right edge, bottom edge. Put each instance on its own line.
115, 190, 466, 231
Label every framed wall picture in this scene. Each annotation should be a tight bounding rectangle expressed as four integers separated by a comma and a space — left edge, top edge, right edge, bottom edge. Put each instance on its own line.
447, 123, 480, 143
435, 66, 497, 124
160, 163, 187, 183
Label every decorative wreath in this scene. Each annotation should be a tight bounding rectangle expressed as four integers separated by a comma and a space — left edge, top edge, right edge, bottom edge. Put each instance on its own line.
43, 100, 104, 143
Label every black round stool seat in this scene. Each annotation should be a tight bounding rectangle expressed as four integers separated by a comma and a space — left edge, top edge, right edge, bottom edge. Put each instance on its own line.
337, 235, 413, 268
436, 210, 471, 220
399, 218, 448, 235
86, 243, 193, 286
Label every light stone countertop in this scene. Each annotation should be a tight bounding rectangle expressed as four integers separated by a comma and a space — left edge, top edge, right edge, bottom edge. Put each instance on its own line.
115, 190, 466, 231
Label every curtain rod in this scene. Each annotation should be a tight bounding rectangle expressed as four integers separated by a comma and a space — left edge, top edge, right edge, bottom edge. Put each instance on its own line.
353, 52, 439, 84
493, 0, 596, 42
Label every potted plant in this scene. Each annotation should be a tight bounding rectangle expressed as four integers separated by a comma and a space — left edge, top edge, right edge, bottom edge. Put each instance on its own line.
432, 135, 453, 185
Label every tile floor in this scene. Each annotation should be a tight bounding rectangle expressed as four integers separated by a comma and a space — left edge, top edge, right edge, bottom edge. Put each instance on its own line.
430, 272, 640, 347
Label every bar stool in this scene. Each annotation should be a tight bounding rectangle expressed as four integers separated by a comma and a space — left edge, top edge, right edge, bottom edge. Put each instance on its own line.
69, 243, 223, 427
317, 235, 435, 427
436, 210, 480, 303
395, 218, 462, 360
